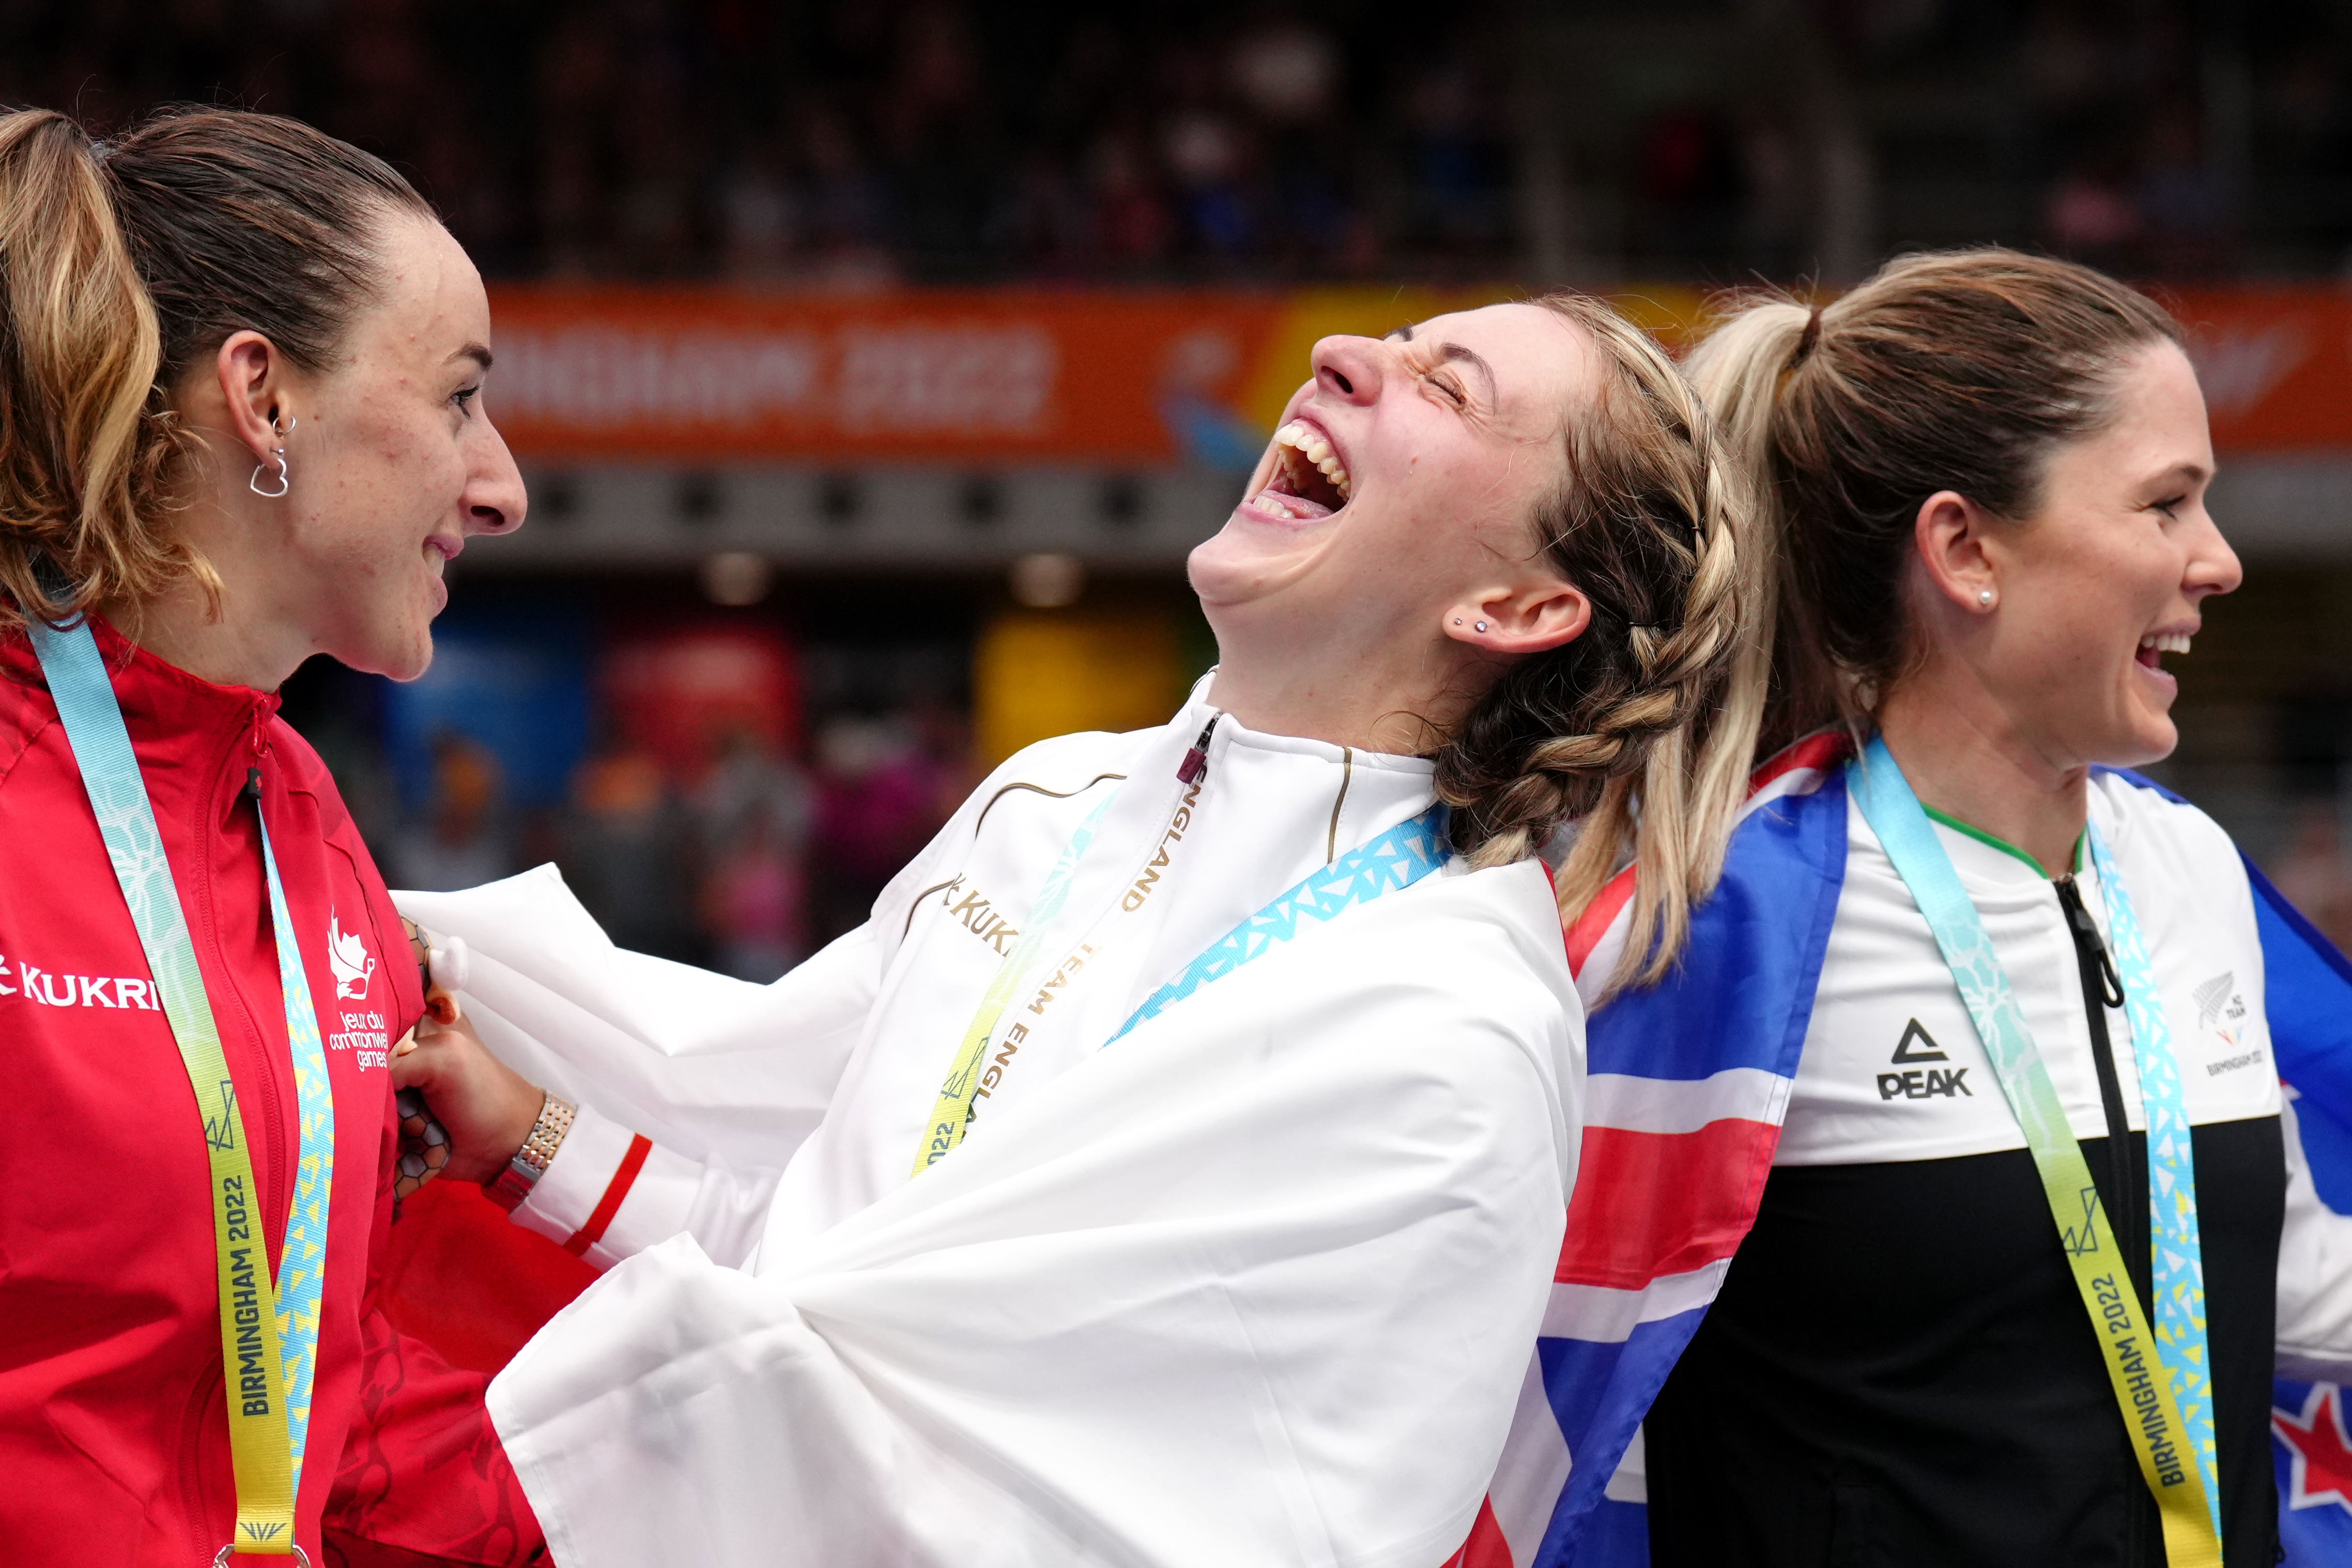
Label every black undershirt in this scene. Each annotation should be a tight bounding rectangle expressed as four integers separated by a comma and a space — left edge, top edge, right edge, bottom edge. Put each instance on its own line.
1646, 1117, 2285, 1567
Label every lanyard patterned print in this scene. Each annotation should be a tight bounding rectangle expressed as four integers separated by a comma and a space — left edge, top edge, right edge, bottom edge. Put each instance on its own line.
30, 617, 333, 1561
2085, 824, 2221, 1529
1849, 737, 2220, 1567
1106, 804, 1450, 1046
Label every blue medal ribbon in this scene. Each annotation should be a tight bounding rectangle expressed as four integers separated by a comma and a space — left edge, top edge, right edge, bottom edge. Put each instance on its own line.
1107, 803, 1450, 1046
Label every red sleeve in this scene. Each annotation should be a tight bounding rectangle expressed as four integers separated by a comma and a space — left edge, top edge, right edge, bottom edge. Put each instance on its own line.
320, 1102, 554, 1566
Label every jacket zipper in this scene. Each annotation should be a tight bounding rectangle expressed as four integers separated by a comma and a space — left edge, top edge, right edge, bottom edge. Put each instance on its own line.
1176, 715, 1220, 785
2054, 871, 2155, 1565
177, 1369, 222, 1555
238, 698, 293, 1250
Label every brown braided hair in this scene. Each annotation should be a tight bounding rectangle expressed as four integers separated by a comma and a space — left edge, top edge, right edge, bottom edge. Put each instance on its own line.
1428, 293, 1770, 991
0, 105, 432, 632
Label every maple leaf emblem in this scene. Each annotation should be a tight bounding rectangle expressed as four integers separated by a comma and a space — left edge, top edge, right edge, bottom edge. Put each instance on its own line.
328, 913, 376, 1001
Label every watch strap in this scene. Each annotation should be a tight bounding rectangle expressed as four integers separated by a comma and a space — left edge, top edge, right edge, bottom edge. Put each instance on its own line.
483, 1092, 576, 1213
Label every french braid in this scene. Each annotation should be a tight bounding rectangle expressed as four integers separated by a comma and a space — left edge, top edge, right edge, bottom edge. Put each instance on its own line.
1429, 293, 1771, 992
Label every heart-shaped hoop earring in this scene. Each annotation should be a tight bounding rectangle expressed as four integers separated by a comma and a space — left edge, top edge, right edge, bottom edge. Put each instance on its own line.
249, 415, 297, 499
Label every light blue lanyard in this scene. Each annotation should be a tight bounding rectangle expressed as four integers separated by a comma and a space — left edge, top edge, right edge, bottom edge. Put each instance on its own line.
914, 785, 1125, 1174
1106, 803, 1450, 1045
1849, 737, 2220, 1548
2084, 819, 2219, 1524
920, 756, 1447, 1166
30, 618, 336, 1496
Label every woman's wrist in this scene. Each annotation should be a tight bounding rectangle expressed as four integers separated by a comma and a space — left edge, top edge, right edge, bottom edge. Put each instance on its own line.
494, 1081, 550, 1167
483, 1090, 577, 1212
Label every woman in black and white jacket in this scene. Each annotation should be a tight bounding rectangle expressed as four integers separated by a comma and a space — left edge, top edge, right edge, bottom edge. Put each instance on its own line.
1630, 249, 2352, 1567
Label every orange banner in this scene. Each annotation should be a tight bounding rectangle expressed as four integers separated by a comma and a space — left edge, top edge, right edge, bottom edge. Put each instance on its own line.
482, 284, 2352, 463
487, 287, 1278, 464
2168, 290, 2352, 454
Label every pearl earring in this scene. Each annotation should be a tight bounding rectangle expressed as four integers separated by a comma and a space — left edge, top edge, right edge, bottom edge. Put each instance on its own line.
1977, 589, 1994, 607
1475, 621, 1488, 633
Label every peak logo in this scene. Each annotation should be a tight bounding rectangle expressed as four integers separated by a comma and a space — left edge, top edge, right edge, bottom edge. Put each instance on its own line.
1890, 1018, 1948, 1064
328, 912, 376, 1001
1878, 1017, 1971, 1100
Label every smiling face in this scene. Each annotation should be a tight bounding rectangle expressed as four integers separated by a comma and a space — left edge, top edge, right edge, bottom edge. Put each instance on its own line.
1188, 302, 1598, 722
271, 212, 525, 680
1934, 340, 2239, 770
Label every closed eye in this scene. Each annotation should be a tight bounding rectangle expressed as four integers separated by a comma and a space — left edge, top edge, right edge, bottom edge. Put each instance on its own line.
453, 385, 482, 414
2151, 495, 2186, 519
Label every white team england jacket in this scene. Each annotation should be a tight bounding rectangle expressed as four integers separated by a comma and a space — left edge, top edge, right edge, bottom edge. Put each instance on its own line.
396, 681, 1585, 1568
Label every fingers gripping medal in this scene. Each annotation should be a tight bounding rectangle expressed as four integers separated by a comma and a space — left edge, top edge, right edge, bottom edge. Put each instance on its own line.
391, 919, 467, 1207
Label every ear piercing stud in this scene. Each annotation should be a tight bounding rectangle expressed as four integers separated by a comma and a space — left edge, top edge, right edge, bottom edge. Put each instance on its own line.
1977, 589, 1995, 607
1453, 618, 1464, 625
1475, 621, 1489, 633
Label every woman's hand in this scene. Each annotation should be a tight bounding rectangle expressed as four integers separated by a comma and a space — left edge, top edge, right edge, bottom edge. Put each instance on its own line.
391, 1010, 547, 1185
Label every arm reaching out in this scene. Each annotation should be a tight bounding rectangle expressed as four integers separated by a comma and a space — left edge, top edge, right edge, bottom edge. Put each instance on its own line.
483, 871, 1580, 1568
392, 1011, 783, 1272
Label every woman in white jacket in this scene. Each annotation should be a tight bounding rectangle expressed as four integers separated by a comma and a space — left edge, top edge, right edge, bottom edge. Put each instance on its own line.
391, 294, 1766, 1568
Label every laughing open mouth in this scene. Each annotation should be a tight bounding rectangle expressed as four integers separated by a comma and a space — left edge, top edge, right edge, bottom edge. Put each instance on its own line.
2136, 629, 2192, 670
1249, 420, 1352, 521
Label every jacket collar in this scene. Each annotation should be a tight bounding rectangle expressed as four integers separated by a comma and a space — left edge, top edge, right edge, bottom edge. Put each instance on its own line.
5, 612, 282, 758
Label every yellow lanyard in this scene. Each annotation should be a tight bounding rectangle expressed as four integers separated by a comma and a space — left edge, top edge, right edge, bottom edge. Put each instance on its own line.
1851, 740, 2221, 1565
34, 619, 329, 1562
913, 787, 1126, 1175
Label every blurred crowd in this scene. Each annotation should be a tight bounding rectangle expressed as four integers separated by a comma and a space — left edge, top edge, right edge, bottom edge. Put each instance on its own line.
8, 0, 2349, 284
372, 704, 975, 981
4, 0, 1517, 283
39, 0, 2352, 971
1621, 0, 2347, 281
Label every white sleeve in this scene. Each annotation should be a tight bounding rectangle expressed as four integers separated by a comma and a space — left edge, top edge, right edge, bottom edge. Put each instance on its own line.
394, 870, 890, 1175
484, 876, 1579, 1568
388, 879, 880, 1267
512, 1104, 782, 1272
393, 741, 1127, 1264
2277, 1094, 2352, 1381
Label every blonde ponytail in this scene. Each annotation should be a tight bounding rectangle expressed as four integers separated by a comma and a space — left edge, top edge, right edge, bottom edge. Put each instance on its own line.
1682, 299, 1810, 746
0, 109, 185, 629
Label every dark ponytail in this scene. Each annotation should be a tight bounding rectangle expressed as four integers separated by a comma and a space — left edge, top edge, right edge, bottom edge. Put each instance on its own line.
1686, 248, 2183, 743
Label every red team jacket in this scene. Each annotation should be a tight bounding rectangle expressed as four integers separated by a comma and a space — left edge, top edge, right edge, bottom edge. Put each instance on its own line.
0, 619, 544, 1567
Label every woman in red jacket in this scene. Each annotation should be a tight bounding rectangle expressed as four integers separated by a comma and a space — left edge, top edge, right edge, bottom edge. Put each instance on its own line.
0, 107, 541, 1565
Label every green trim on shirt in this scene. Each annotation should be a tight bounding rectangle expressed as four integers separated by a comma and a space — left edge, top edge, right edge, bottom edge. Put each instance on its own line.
1919, 802, 2084, 879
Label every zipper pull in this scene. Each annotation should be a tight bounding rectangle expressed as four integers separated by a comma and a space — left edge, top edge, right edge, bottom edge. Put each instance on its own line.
1176, 715, 1220, 785
2054, 874, 2126, 1007
245, 698, 270, 807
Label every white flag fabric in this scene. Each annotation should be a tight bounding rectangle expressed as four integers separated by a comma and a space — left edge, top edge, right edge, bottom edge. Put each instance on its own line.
397, 693, 1584, 1568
